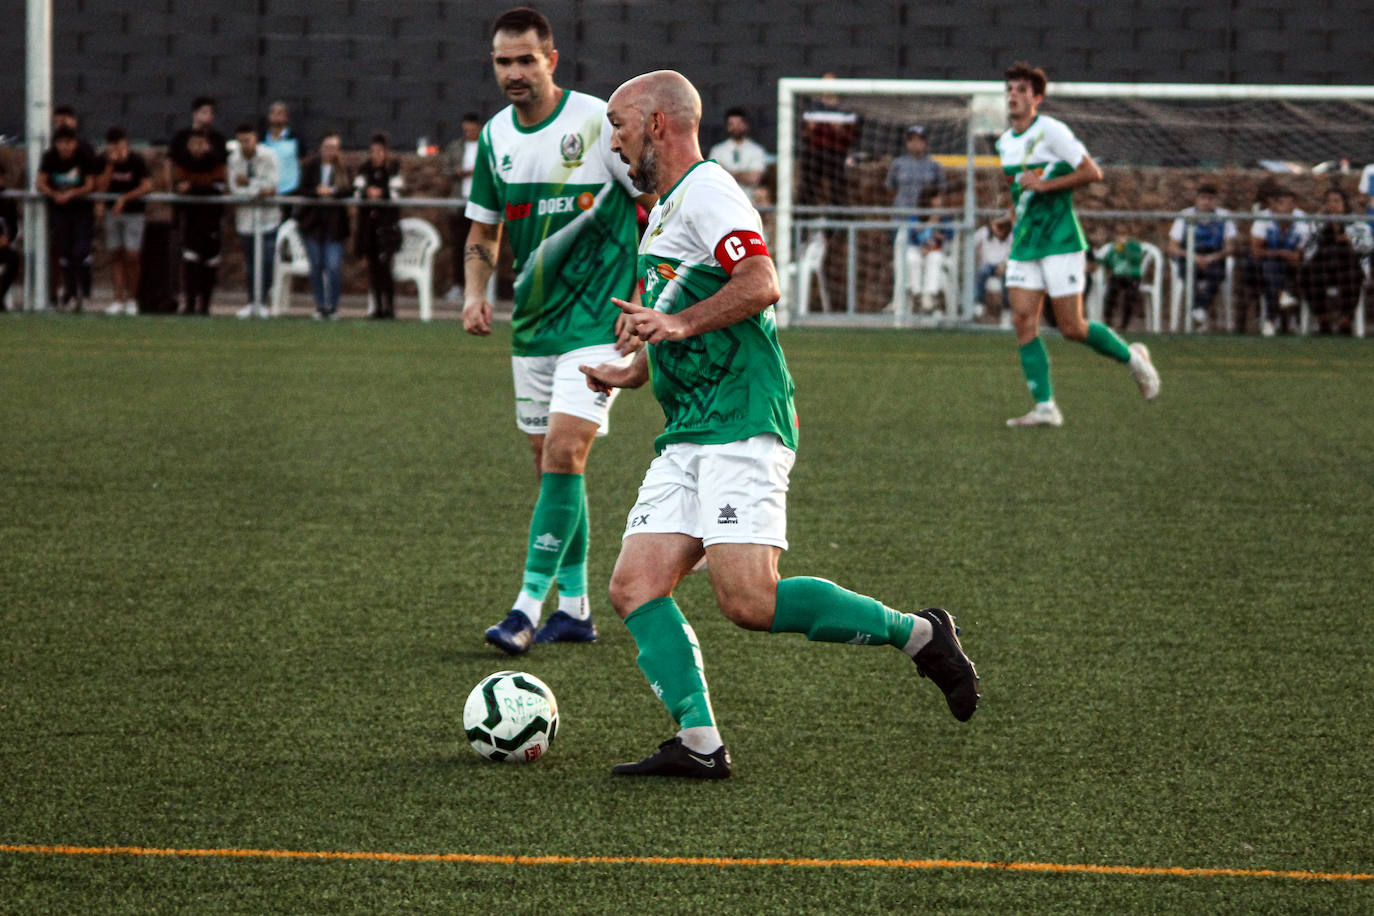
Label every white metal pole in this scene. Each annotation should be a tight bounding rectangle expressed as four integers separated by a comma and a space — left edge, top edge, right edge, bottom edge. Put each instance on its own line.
962, 107, 978, 322
775, 80, 795, 324
25, 0, 52, 313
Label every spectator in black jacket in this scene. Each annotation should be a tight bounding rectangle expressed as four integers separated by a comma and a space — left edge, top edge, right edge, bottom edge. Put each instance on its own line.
171, 128, 227, 315
295, 132, 352, 319
355, 132, 404, 319
37, 126, 99, 310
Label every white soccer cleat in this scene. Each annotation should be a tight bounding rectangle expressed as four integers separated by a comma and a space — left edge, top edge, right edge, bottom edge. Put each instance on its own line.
1128, 342, 1160, 401
1006, 401, 1064, 428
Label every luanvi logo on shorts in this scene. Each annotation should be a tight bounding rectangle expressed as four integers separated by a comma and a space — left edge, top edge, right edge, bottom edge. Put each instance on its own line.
716, 505, 739, 525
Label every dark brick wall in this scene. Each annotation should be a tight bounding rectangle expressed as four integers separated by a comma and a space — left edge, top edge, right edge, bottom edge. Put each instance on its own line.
4, 0, 1373, 151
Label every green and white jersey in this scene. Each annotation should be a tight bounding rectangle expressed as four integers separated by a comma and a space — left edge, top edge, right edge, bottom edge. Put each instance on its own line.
639, 160, 798, 454
996, 114, 1090, 261
466, 89, 641, 357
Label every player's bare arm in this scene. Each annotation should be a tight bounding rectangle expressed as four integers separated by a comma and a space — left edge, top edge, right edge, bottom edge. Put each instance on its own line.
462, 219, 501, 335
579, 348, 649, 394
616, 256, 780, 344
1018, 154, 1102, 194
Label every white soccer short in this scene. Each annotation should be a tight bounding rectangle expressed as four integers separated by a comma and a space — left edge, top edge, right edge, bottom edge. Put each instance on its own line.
623, 433, 796, 549
1005, 250, 1087, 298
511, 343, 628, 435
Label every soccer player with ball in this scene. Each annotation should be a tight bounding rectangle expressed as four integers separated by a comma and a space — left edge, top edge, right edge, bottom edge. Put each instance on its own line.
997, 61, 1161, 427
580, 70, 980, 780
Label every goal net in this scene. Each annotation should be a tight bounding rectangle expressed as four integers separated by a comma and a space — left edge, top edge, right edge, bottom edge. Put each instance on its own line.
774, 78, 1374, 336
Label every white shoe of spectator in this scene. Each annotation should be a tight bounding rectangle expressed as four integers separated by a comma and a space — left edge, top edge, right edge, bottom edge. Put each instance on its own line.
1191, 307, 1207, 327
1261, 319, 1276, 337
123, 300, 139, 316
236, 303, 256, 319
104, 301, 125, 316
1006, 401, 1064, 428
1127, 342, 1160, 401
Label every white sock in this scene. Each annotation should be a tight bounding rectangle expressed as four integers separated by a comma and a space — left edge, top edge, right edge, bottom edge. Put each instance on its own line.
512, 592, 543, 626
557, 593, 591, 620
677, 725, 723, 754
902, 614, 933, 658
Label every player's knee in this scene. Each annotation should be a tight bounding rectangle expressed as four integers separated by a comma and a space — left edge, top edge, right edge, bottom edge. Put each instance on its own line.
539, 435, 588, 474
714, 584, 775, 631
608, 571, 652, 620
1061, 317, 1089, 340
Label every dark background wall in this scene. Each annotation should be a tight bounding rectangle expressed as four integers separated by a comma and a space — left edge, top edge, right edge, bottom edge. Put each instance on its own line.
3, 0, 1373, 152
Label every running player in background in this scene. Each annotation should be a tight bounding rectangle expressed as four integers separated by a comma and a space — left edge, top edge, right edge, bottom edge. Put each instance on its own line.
580, 70, 979, 780
997, 61, 1160, 427
462, 7, 655, 655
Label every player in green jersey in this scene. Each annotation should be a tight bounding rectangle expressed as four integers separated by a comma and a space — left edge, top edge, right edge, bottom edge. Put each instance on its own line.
579, 70, 979, 779
997, 62, 1160, 428
462, 8, 655, 655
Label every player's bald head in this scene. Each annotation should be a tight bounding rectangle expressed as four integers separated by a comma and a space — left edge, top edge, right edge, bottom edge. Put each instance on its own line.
611, 70, 701, 133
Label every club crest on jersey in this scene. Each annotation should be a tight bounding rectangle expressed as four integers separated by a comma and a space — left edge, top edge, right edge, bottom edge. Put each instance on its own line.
559, 133, 584, 164
650, 200, 675, 237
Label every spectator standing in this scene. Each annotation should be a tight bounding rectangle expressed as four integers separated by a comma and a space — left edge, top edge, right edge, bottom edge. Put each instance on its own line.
1100, 229, 1145, 331
227, 123, 281, 319
354, 132, 404, 320
1167, 184, 1237, 330
261, 101, 301, 206
1249, 187, 1309, 337
172, 128, 227, 316
37, 126, 99, 311
0, 172, 20, 310
885, 124, 946, 213
295, 132, 352, 319
1300, 186, 1369, 335
797, 73, 858, 209
97, 126, 153, 316
707, 107, 768, 202
442, 113, 482, 303
167, 96, 228, 188
973, 214, 1013, 314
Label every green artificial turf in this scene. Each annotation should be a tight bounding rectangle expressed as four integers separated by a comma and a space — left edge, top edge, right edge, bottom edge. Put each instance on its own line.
2, 316, 1371, 913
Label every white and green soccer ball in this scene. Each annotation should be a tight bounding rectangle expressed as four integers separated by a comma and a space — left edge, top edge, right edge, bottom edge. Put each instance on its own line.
463, 671, 559, 763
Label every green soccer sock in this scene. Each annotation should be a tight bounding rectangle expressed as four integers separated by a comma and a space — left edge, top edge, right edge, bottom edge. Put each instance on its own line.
771, 577, 915, 648
554, 490, 588, 600
518, 472, 585, 603
624, 597, 716, 729
1018, 337, 1054, 403
1084, 321, 1132, 363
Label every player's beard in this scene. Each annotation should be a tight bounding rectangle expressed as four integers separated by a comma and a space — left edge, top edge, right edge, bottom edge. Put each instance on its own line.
630, 136, 658, 195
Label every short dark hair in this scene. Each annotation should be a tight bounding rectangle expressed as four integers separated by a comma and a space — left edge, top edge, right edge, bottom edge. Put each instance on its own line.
234, 122, 256, 136
320, 130, 341, 142
53, 125, 77, 141
493, 7, 553, 46
105, 126, 127, 143
1004, 61, 1048, 97
724, 107, 748, 123
1196, 183, 1219, 196
191, 95, 216, 111
462, 112, 482, 123
54, 105, 77, 119
370, 131, 390, 148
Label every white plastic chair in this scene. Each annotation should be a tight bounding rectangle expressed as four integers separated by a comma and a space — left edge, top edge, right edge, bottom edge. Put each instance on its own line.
393, 217, 442, 321
1170, 255, 1235, 333
793, 232, 829, 315
269, 219, 312, 317
892, 230, 959, 319
1092, 241, 1163, 332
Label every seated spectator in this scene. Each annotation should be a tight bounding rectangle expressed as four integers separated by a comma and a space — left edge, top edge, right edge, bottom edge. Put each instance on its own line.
973, 215, 1012, 316
1100, 228, 1145, 331
37, 125, 99, 311
295, 132, 352, 319
354, 131, 404, 320
901, 188, 954, 313
227, 123, 281, 319
172, 127, 227, 316
1300, 186, 1370, 335
0, 171, 19, 310
1249, 187, 1309, 336
1167, 183, 1237, 329
707, 108, 768, 203
98, 127, 153, 316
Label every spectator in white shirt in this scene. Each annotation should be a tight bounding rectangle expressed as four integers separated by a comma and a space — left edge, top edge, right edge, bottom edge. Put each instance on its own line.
707, 108, 767, 202
227, 123, 281, 318
973, 214, 1013, 315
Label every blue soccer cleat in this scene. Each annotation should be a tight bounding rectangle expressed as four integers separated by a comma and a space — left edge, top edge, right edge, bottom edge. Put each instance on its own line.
485, 610, 535, 656
533, 610, 598, 645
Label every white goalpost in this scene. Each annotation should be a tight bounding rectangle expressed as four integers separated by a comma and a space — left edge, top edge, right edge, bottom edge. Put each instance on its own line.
775, 77, 1374, 335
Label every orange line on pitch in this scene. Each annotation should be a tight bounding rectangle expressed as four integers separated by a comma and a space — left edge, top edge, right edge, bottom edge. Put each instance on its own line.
2, 844, 1371, 882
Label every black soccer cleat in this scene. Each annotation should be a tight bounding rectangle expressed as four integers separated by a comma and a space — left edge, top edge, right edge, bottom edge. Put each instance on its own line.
484, 610, 535, 656
913, 608, 980, 722
611, 737, 732, 779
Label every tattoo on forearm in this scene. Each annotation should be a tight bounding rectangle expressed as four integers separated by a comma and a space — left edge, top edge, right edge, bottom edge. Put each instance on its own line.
465, 244, 496, 268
